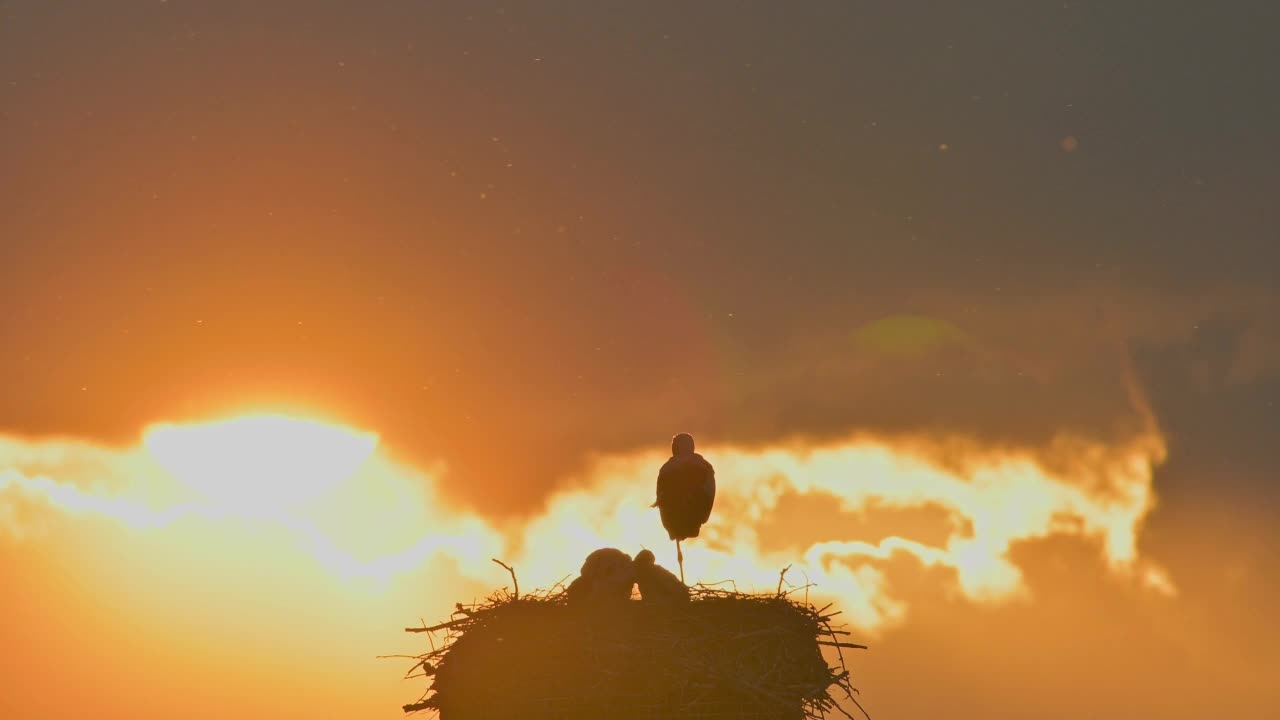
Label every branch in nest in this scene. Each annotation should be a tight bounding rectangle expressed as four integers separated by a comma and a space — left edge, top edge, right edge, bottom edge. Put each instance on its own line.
693, 578, 739, 593
402, 698, 436, 713
817, 640, 869, 650
782, 582, 817, 598
777, 564, 793, 596
405, 617, 467, 634
492, 558, 519, 600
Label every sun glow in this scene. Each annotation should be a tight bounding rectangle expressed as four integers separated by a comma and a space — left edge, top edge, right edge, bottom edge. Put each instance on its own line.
142, 414, 378, 514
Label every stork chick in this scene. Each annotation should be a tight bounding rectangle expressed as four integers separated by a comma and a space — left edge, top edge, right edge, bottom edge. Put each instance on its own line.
568, 547, 635, 606
633, 549, 689, 604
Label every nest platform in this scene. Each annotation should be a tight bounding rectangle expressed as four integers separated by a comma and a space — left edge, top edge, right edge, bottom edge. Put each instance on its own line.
398, 573, 867, 720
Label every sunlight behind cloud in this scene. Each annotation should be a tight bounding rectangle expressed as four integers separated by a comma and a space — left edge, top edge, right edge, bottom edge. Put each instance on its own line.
497, 430, 1170, 629
142, 415, 378, 514
0, 414, 1172, 636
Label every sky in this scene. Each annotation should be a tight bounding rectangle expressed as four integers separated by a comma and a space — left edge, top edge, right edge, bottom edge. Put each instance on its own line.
1, 1, 1277, 718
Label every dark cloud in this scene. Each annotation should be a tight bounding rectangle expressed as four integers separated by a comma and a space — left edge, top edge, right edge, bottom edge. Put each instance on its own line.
860, 533, 1276, 720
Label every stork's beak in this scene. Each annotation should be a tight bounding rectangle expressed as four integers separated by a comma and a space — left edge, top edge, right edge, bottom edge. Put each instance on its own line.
649, 500, 658, 508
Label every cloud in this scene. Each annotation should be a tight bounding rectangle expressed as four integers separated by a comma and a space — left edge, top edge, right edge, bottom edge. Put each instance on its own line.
1, 412, 1173, 636
0, 279, 1273, 523
671, 287, 1278, 459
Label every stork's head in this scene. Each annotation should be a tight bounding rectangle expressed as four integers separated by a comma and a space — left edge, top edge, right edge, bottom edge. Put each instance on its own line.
634, 549, 656, 567
671, 432, 695, 455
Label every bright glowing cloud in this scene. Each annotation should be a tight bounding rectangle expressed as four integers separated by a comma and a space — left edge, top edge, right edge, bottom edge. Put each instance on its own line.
0, 413, 1172, 634
143, 415, 379, 513
499, 430, 1171, 629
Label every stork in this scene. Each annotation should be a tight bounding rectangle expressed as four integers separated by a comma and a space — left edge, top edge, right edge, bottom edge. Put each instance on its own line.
567, 547, 635, 606
633, 549, 689, 604
651, 432, 715, 583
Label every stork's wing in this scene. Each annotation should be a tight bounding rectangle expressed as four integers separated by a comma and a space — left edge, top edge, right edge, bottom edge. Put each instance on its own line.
655, 458, 677, 508
700, 459, 716, 523
650, 466, 661, 507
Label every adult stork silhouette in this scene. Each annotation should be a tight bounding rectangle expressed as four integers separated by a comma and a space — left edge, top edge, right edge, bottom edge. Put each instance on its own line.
651, 432, 716, 583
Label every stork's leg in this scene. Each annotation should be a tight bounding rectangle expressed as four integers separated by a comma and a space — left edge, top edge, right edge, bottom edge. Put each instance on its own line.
676, 539, 685, 584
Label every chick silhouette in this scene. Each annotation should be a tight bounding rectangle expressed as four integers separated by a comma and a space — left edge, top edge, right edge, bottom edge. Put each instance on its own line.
567, 548, 635, 606
633, 549, 689, 604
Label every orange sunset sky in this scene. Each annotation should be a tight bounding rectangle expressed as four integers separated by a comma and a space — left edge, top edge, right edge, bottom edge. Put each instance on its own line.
2, 2, 1278, 718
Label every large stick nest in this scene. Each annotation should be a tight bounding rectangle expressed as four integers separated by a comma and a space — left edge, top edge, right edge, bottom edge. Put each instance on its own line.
395, 563, 868, 720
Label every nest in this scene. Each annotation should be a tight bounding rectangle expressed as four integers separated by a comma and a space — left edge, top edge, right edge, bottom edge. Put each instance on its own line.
395, 561, 868, 720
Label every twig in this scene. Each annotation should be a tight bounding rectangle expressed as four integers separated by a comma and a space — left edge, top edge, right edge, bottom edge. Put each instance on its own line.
817, 640, 869, 650
830, 699, 859, 720
491, 558, 519, 600
777, 564, 793, 596
405, 617, 467, 633
821, 615, 871, 720
848, 693, 872, 720
782, 582, 817, 598
694, 578, 740, 592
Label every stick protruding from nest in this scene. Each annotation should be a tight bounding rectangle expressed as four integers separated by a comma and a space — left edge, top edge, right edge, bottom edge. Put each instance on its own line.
490, 558, 518, 600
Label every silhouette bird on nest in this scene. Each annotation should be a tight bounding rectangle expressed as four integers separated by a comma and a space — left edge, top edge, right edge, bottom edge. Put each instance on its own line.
567, 547, 635, 606
633, 549, 689, 604
651, 432, 716, 583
